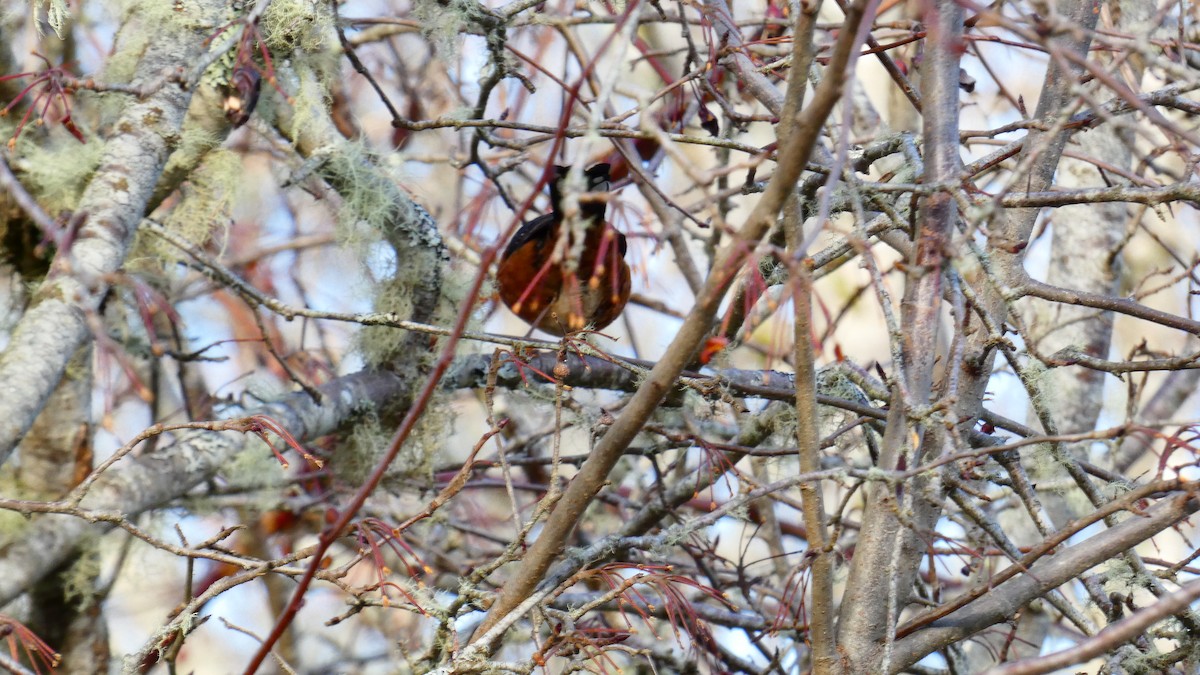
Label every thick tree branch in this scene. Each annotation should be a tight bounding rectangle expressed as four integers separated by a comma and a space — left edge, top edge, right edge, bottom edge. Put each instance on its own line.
837, 1, 961, 668
986, 577, 1200, 675
0, 370, 406, 608
0, 2, 225, 462
888, 486, 1200, 672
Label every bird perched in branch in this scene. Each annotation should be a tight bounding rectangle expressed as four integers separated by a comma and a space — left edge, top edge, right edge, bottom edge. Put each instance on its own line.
496, 164, 631, 336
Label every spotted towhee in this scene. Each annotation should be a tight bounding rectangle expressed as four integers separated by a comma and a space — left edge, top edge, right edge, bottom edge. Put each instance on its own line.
497, 164, 631, 336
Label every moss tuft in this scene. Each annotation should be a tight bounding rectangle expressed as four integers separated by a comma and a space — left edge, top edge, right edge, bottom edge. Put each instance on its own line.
60, 541, 102, 607
261, 0, 337, 55
33, 0, 71, 38
411, 0, 478, 58
334, 393, 446, 485
14, 135, 105, 213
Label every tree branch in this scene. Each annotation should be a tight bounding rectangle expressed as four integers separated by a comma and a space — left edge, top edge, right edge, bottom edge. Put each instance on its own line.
888, 486, 1200, 672
0, 1, 225, 461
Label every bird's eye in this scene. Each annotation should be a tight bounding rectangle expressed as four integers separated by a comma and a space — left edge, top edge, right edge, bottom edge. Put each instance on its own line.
591, 179, 610, 192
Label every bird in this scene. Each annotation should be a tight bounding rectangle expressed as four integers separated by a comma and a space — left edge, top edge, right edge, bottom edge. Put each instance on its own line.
496, 164, 631, 336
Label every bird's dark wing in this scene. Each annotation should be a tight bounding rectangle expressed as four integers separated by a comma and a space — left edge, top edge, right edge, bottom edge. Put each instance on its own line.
503, 211, 558, 259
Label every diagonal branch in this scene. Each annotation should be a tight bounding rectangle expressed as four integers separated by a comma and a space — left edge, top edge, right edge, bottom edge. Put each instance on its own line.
986, 576, 1200, 675
889, 486, 1200, 672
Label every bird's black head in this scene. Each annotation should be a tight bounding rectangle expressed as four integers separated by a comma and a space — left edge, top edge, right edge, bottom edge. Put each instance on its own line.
548, 163, 611, 212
